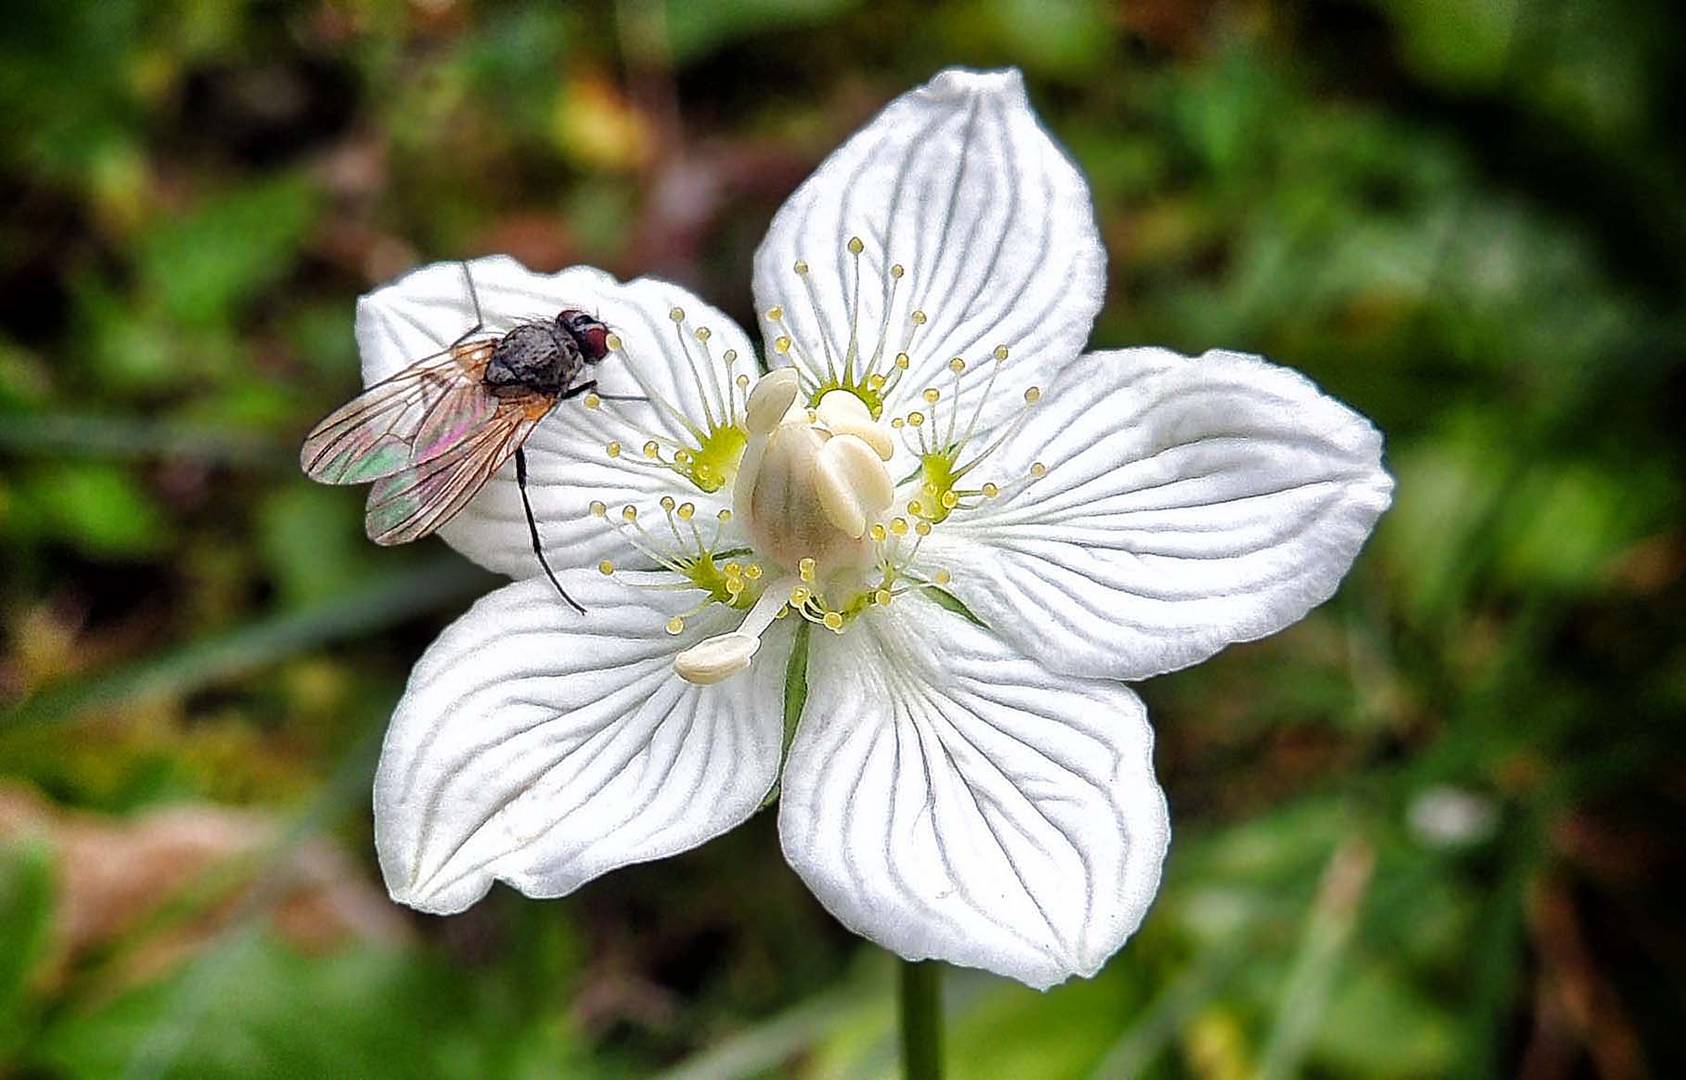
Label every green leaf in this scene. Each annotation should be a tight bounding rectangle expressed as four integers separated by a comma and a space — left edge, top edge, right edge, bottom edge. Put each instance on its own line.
761, 618, 812, 809
32, 932, 537, 1080
135, 174, 319, 330
660, 0, 859, 61
2, 558, 491, 731
9, 460, 170, 557
0, 841, 55, 1058
924, 586, 986, 628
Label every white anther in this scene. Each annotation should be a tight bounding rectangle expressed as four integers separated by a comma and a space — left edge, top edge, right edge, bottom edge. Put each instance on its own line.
814, 389, 894, 460
674, 633, 760, 685
745, 368, 801, 435
814, 433, 895, 539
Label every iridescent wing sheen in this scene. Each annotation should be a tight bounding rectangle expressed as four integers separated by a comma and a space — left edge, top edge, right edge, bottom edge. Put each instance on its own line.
299, 341, 499, 485
361, 402, 548, 546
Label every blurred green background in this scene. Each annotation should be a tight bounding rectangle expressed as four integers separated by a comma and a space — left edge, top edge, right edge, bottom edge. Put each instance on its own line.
2, 0, 1682, 1076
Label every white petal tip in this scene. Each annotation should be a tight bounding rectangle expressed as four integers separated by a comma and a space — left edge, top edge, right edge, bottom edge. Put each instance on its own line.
922, 67, 1026, 103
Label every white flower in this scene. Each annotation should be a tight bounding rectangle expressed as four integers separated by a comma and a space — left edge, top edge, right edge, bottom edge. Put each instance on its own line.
358, 68, 1392, 989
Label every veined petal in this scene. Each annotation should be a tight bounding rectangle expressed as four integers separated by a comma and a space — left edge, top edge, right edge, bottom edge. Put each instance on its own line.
374, 570, 791, 914
355, 256, 757, 577
928, 348, 1394, 681
778, 599, 1169, 989
753, 68, 1103, 444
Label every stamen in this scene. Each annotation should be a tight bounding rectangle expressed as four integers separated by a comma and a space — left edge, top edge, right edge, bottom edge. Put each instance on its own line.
588, 330, 750, 495
673, 578, 793, 684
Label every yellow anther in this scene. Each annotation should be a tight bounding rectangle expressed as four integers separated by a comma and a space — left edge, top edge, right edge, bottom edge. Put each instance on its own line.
923, 387, 940, 404
908, 500, 924, 516
775, 336, 792, 354
589, 500, 607, 517
736, 373, 750, 389
583, 393, 602, 409
866, 373, 886, 391
723, 348, 738, 363
993, 344, 1009, 361
874, 588, 892, 606
908, 412, 925, 427
915, 519, 932, 535
660, 495, 676, 512
766, 305, 784, 321
621, 505, 638, 522
934, 568, 952, 585
798, 556, 817, 582
724, 562, 742, 575
606, 441, 622, 458
725, 577, 745, 596
949, 357, 966, 374
598, 560, 614, 575
1024, 386, 1041, 404
890, 517, 909, 536
940, 490, 958, 510
745, 564, 763, 580
890, 417, 905, 429
669, 306, 685, 322
869, 523, 888, 542
1030, 462, 1048, 478
604, 332, 622, 351
665, 616, 685, 635
674, 448, 693, 464
643, 440, 661, 458
890, 263, 905, 278
790, 586, 810, 605
775, 606, 790, 619
793, 259, 809, 274
677, 502, 695, 521
847, 236, 864, 254
895, 352, 910, 369
823, 611, 845, 630
911, 310, 927, 325
695, 326, 711, 341
981, 482, 999, 498
717, 508, 732, 523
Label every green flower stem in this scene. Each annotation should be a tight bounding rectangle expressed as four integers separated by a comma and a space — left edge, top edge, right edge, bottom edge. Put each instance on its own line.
898, 957, 943, 1079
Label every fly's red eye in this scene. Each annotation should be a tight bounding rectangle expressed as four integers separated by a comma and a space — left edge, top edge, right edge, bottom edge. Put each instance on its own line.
558, 310, 611, 361
579, 324, 610, 360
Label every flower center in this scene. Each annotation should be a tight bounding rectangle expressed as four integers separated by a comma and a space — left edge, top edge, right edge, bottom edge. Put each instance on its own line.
734, 368, 896, 582
598, 236, 1059, 686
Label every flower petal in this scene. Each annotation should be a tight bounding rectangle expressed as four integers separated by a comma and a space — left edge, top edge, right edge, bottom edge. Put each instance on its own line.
752, 68, 1104, 442
778, 599, 1168, 989
928, 348, 1394, 680
354, 255, 757, 577
374, 570, 791, 914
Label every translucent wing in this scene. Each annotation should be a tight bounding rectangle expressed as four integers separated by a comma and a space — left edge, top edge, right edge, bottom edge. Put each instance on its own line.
300, 341, 499, 485
361, 404, 547, 546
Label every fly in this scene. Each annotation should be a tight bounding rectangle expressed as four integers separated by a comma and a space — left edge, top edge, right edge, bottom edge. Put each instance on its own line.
300, 262, 628, 613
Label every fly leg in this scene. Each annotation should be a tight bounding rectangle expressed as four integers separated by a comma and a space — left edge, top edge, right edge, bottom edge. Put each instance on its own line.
514, 446, 584, 615
561, 379, 644, 403
445, 259, 488, 352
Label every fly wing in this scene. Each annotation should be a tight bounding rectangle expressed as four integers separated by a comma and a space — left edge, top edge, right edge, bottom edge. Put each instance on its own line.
361, 404, 545, 545
300, 341, 498, 485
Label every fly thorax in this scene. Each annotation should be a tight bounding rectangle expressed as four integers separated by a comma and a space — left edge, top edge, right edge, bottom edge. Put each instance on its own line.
487, 324, 577, 394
